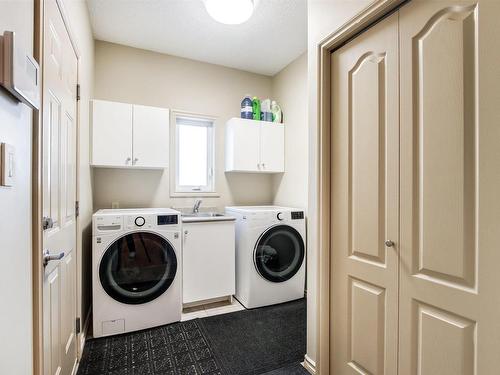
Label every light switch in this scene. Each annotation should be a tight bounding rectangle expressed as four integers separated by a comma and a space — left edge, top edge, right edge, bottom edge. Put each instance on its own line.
1, 143, 15, 187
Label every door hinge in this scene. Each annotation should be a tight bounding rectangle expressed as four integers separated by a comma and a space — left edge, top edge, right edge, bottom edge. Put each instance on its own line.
75, 317, 81, 334
75, 200, 80, 218
42, 216, 54, 231
76, 84, 81, 101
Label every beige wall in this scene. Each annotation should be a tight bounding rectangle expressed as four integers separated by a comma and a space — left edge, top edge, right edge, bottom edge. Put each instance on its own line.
307, 0, 375, 366
271, 53, 308, 209
64, 0, 95, 341
0, 1, 34, 373
93, 41, 274, 211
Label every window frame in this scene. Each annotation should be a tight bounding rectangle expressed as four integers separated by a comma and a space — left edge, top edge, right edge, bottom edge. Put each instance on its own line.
170, 110, 218, 197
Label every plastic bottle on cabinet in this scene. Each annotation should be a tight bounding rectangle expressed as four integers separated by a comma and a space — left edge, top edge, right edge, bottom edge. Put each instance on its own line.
252, 97, 261, 121
240, 95, 253, 119
261, 99, 272, 122
271, 101, 282, 123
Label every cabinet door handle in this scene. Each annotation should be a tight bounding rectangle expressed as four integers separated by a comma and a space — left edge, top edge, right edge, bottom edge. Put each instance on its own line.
125, 157, 131, 164
133, 157, 139, 165
262, 163, 266, 169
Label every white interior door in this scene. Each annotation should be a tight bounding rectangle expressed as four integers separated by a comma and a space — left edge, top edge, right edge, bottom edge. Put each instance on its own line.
399, 0, 500, 373
330, 12, 399, 375
42, 0, 78, 374
132, 104, 169, 168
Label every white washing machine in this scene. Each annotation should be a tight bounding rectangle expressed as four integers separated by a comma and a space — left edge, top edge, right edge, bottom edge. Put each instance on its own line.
225, 206, 306, 309
92, 208, 182, 338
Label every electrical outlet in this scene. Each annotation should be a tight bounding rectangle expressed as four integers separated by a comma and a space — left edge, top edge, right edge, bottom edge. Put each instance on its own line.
111, 202, 120, 209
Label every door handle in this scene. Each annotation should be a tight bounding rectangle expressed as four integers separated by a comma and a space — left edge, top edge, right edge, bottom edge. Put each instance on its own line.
385, 240, 395, 248
125, 157, 131, 164
43, 249, 65, 267
133, 157, 139, 165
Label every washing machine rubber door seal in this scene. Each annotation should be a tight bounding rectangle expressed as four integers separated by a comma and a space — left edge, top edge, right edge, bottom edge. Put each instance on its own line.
254, 225, 305, 283
99, 231, 177, 305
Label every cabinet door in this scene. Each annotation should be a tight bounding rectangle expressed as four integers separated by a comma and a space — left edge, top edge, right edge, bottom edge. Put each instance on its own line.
133, 105, 169, 168
260, 123, 284, 172
226, 120, 261, 172
182, 222, 235, 304
91, 100, 133, 166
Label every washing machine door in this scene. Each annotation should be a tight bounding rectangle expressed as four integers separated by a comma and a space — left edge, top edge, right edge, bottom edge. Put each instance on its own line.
99, 231, 177, 305
254, 225, 305, 283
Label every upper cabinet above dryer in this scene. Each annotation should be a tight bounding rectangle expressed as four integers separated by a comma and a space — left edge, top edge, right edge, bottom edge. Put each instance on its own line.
91, 100, 169, 169
225, 118, 284, 173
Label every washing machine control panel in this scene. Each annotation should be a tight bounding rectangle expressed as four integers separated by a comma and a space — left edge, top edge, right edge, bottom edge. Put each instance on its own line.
277, 212, 285, 221
125, 214, 180, 229
134, 216, 146, 227
94, 215, 122, 233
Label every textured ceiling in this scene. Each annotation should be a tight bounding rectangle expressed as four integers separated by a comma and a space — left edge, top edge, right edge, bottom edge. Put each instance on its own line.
86, 0, 307, 76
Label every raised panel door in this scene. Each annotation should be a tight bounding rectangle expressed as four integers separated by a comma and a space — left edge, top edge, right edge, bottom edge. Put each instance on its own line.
399, 1, 500, 373
330, 12, 399, 375
42, 0, 78, 373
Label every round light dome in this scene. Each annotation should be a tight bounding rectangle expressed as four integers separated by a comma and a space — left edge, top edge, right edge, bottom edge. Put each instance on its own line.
203, 0, 257, 25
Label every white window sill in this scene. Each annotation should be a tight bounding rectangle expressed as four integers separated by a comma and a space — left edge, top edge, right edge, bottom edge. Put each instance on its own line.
170, 191, 220, 198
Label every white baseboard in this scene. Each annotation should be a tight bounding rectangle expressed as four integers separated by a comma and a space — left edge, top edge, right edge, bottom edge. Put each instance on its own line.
302, 354, 317, 374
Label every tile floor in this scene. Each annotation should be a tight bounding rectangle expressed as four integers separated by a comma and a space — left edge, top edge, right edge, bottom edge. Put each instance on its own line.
181, 299, 245, 321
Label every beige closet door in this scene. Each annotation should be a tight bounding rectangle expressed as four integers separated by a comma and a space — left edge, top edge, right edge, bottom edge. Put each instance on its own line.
330, 12, 399, 375
42, 0, 79, 373
399, 0, 500, 374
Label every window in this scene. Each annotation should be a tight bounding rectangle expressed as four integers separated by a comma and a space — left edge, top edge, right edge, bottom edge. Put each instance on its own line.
173, 114, 215, 193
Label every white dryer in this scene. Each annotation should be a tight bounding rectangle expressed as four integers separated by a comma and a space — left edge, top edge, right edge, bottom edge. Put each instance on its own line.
92, 208, 182, 338
225, 206, 306, 309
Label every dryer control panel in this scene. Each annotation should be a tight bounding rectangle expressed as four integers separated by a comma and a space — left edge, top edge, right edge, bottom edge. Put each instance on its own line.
291, 211, 304, 220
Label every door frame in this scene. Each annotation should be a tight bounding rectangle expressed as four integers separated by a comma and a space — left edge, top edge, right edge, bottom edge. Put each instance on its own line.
32, 0, 82, 374
314, 0, 406, 373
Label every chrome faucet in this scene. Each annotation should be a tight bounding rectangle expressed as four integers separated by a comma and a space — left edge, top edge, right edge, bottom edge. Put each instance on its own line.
192, 199, 202, 214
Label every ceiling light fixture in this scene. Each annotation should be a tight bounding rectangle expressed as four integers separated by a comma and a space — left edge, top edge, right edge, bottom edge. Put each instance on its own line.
203, 0, 258, 25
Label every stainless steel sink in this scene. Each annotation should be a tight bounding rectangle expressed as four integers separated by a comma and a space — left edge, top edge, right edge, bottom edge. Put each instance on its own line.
182, 212, 225, 218
181, 212, 235, 222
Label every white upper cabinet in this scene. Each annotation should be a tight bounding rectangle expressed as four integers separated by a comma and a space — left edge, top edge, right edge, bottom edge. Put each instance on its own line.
260, 123, 284, 172
133, 104, 169, 168
91, 100, 169, 169
91, 100, 133, 167
225, 118, 284, 173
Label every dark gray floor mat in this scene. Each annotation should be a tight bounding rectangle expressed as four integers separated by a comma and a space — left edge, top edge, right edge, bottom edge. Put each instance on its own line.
77, 319, 224, 375
198, 299, 306, 375
77, 299, 306, 375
